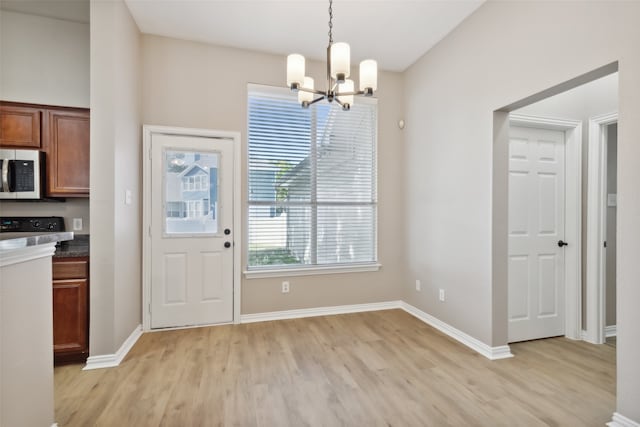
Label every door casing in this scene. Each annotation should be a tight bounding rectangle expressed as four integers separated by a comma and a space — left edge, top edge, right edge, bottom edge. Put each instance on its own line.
585, 112, 618, 344
142, 125, 242, 331
508, 114, 583, 343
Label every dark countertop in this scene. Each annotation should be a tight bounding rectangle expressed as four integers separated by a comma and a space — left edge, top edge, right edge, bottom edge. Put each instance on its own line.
54, 234, 90, 258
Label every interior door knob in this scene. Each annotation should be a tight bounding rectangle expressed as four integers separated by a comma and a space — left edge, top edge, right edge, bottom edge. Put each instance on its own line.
557, 240, 568, 247
224, 241, 231, 248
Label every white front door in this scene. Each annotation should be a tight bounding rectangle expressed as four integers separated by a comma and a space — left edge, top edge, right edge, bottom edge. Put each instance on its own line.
508, 126, 566, 342
149, 133, 234, 329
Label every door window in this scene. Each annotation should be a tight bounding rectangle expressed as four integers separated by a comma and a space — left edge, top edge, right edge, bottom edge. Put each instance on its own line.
164, 149, 219, 235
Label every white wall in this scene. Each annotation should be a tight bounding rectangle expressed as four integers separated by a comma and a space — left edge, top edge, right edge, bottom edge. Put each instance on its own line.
90, 0, 142, 355
0, 9, 90, 229
403, 1, 639, 422
0, 10, 89, 108
141, 35, 406, 314
0, 199, 90, 234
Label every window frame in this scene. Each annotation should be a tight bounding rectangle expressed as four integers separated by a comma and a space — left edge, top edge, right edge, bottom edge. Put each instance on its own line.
244, 84, 380, 278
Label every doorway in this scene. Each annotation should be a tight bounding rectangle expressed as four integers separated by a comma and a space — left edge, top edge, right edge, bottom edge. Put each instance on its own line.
492, 64, 619, 348
142, 126, 242, 330
507, 116, 582, 343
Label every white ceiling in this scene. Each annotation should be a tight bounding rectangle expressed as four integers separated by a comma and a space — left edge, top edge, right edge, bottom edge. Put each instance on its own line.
0, 0, 89, 23
124, 0, 484, 72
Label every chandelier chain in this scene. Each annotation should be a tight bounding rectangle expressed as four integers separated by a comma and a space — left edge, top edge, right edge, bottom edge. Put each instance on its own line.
328, 0, 333, 44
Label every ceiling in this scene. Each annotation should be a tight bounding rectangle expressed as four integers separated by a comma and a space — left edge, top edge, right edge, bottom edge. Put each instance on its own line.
124, 0, 484, 72
0, 0, 89, 23
0, 0, 484, 71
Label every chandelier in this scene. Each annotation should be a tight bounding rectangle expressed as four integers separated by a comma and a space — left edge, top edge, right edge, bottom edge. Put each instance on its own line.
285, 0, 378, 110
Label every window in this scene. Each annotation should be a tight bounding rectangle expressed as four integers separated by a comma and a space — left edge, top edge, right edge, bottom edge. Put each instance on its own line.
247, 86, 377, 271
164, 150, 219, 234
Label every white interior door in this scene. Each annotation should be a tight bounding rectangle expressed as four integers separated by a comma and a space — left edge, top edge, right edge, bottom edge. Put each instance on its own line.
149, 133, 234, 329
508, 126, 566, 342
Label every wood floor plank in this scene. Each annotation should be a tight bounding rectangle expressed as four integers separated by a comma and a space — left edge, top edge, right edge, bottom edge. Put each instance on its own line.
55, 309, 615, 426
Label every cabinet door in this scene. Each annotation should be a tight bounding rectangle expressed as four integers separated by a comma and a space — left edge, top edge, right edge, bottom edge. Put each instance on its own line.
53, 278, 88, 361
0, 104, 41, 148
47, 109, 90, 196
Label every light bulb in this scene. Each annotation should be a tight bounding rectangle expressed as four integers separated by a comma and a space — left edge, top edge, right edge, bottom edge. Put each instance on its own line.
359, 59, 377, 92
330, 42, 350, 81
298, 77, 314, 105
337, 79, 354, 109
286, 54, 305, 88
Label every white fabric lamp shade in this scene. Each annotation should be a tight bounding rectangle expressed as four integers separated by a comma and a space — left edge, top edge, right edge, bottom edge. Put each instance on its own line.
337, 79, 355, 106
298, 77, 315, 103
359, 59, 378, 91
330, 42, 350, 80
287, 54, 305, 86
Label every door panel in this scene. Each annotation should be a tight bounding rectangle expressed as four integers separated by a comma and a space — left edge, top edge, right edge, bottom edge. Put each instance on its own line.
508, 126, 565, 342
150, 133, 234, 329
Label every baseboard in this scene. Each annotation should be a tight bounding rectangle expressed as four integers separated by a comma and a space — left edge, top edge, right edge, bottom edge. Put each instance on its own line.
241, 300, 513, 360
240, 300, 402, 323
607, 412, 640, 427
399, 302, 514, 360
83, 324, 143, 370
581, 326, 616, 342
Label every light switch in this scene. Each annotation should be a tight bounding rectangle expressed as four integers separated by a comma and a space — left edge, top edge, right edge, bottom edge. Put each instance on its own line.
73, 218, 83, 231
608, 193, 617, 207
125, 189, 132, 205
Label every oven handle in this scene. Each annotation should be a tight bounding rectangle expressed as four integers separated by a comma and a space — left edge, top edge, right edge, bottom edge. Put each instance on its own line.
1, 159, 9, 192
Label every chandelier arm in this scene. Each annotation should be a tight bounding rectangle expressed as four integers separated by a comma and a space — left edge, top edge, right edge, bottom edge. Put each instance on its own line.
298, 87, 327, 96
334, 90, 366, 96
308, 96, 326, 106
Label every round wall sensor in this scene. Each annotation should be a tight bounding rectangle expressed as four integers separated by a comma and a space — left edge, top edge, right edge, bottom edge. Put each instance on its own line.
398, 119, 405, 129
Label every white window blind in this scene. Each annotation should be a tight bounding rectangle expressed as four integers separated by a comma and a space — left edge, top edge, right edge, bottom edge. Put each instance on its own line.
247, 86, 378, 270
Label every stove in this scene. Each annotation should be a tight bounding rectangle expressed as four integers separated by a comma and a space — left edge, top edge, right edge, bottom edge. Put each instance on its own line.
0, 216, 66, 233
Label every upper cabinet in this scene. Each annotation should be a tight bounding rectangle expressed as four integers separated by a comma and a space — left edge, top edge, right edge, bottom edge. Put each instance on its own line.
0, 101, 90, 197
46, 109, 90, 197
0, 104, 42, 148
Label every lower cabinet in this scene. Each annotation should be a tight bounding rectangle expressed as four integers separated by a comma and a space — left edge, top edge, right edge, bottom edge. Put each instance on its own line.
52, 257, 89, 365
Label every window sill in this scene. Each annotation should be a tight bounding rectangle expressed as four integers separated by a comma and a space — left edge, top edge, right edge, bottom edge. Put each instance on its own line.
243, 263, 382, 279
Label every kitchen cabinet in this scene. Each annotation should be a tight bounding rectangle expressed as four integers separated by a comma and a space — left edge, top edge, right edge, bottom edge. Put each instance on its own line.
52, 256, 89, 364
0, 101, 90, 197
46, 109, 90, 196
0, 103, 41, 148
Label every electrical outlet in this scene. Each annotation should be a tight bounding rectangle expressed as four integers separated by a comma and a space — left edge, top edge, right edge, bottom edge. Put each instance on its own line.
282, 281, 290, 293
415, 279, 421, 291
439, 289, 445, 302
72, 218, 83, 231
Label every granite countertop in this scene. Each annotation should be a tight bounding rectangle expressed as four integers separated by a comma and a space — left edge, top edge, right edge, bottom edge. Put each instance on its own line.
0, 231, 75, 252
54, 234, 90, 258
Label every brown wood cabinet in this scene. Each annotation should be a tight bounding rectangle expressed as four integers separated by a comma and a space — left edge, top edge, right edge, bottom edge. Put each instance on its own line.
0, 101, 90, 197
0, 103, 41, 148
53, 256, 89, 365
46, 109, 90, 196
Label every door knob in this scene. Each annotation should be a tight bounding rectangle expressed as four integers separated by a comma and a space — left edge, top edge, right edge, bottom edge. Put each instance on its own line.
557, 240, 568, 247
224, 228, 231, 235
224, 241, 231, 248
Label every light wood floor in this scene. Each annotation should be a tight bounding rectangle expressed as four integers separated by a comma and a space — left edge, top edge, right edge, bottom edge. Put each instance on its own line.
55, 310, 616, 426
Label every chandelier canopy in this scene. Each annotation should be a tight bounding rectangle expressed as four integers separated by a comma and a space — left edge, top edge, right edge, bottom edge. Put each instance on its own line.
285, 0, 378, 111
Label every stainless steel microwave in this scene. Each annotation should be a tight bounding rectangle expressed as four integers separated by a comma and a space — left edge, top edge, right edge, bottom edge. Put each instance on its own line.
0, 149, 45, 199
